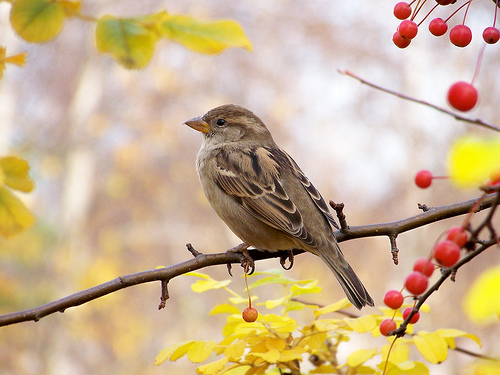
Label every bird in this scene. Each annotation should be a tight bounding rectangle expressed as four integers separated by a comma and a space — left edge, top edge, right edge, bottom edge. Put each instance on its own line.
184, 104, 374, 309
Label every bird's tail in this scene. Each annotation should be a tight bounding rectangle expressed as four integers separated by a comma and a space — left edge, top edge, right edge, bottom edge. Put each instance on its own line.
318, 242, 374, 310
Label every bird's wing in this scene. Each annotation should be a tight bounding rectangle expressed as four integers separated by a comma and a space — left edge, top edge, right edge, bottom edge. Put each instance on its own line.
214, 146, 316, 246
283, 151, 340, 230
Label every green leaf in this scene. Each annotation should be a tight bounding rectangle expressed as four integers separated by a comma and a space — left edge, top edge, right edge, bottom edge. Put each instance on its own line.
157, 14, 253, 54
95, 14, 160, 69
10, 0, 66, 42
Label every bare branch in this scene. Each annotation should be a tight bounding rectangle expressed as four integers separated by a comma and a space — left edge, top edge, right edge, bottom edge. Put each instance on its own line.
338, 69, 500, 133
0, 193, 497, 327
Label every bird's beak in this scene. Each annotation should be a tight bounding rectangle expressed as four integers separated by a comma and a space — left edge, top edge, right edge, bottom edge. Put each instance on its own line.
184, 116, 210, 134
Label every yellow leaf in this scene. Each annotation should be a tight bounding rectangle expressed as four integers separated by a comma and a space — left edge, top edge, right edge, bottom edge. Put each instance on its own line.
290, 280, 322, 296
297, 331, 327, 350
435, 328, 481, 348
224, 339, 246, 361
10, 0, 66, 42
383, 360, 429, 375
210, 303, 241, 315
447, 135, 500, 188
0, 186, 35, 237
346, 348, 378, 367
313, 319, 339, 332
314, 298, 351, 317
4, 52, 27, 66
0, 156, 35, 192
157, 14, 253, 54
185, 271, 211, 279
58, 0, 81, 17
187, 340, 216, 363
265, 337, 286, 351
413, 332, 448, 364
344, 315, 377, 333
265, 297, 287, 309
196, 357, 229, 375
464, 266, 500, 325
95, 15, 159, 69
252, 348, 281, 363
155, 343, 180, 365
466, 359, 500, 375
170, 340, 195, 361
279, 348, 305, 362
261, 314, 297, 333
381, 341, 410, 365
191, 278, 231, 293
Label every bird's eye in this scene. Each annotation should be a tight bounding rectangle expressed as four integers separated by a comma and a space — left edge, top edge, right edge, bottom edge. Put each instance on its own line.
215, 119, 226, 127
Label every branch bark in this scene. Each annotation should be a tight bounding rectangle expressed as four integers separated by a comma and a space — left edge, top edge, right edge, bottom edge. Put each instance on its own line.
0, 194, 497, 327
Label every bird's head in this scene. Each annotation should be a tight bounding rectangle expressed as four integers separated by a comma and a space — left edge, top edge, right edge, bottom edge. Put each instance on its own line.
184, 104, 275, 146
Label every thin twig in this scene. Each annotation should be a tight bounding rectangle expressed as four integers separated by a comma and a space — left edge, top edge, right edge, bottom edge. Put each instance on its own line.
338, 69, 500, 133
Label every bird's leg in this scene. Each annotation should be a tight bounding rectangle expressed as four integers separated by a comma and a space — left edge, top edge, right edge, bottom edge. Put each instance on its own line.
280, 250, 294, 270
226, 243, 255, 275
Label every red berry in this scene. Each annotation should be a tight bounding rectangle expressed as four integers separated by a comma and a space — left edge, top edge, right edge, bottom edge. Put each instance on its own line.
384, 290, 405, 309
379, 319, 397, 336
433, 240, 461, 267
242, 307, 258, 322
449, 25, 472, 47
415, 170, 433, 188
413, 258, 435, 277
483, 27, 500, 44
394, 2, 412, 20
429, 18, 448, 36
398, 20, 418, 39
403, 307, 420, 324
436, 0, 454, 4
393, 32, 411, 48
447, 81, 478, 112
405, 272, 428, 296
446, 226, 468, 248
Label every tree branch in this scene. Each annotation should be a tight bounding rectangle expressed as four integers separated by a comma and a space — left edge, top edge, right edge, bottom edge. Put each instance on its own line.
0, 194, 497, 327
338, 69, 500, 133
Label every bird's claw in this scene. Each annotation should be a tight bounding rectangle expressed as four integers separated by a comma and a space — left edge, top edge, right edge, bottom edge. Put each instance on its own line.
280, 251, 294, 270
226, 243, 255, 275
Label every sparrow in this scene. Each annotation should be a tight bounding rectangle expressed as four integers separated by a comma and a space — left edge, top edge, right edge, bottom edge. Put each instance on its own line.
184, 104, 374, 309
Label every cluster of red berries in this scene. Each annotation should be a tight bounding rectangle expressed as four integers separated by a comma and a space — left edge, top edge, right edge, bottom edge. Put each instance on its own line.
392, 0, 500, 112
393, 0, 500, 48
379, 226, 468, 336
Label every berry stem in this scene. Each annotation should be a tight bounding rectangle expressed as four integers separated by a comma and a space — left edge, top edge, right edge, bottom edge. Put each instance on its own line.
244, 272, 252, 308
494, 0, 499, 27
412, 0, 429, 21
463, 0, 474, 24
444, 0, 474, 24
382, 337, 399, 375
471, 43, 486, 85
417, 3, 439, 27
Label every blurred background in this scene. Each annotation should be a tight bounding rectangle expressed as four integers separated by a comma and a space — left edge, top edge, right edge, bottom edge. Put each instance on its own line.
0, 0, 499, 374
